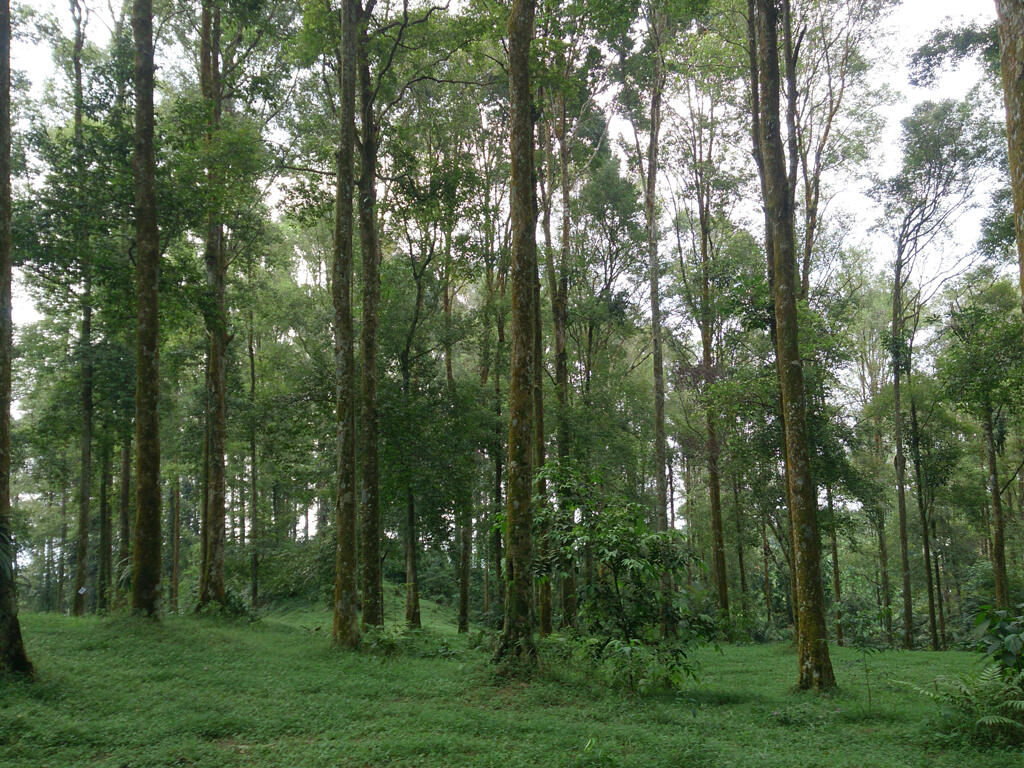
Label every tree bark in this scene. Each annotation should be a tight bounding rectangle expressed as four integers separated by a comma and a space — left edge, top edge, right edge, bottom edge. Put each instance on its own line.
909, 392, 938, 649
753, 0, 835, 690
170, 477, 180, 611
984, 409, 1010, 607
996, 1, 1024, 324
198, 0, 227, 609
248, 309, 259, 608
71, 0, 92, 619
130, 0, 162, 618
0, 0, 31, 672
117, 435, 131, 593
890, 248, 913, 648
97, 443, 112, 612
826, 485, 842, 646
356, 14, 383, 629
496, 0, 538, 665
331, 0, 360, 648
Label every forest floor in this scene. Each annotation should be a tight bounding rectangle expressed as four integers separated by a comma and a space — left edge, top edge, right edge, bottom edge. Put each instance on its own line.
0, 589, 1016, 768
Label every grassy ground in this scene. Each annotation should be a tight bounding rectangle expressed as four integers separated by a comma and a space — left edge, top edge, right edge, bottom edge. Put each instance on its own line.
1, 592, 1015, 768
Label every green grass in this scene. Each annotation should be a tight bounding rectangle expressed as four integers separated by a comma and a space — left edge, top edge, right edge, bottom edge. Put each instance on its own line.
1, 596, 1017, 768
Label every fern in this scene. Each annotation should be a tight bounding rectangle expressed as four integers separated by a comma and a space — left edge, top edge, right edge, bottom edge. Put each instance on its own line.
912, 664, 1024, 747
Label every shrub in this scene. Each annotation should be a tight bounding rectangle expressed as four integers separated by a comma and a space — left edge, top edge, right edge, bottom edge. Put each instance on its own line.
913, 665, 1024, 747
974, 604, 1024, 672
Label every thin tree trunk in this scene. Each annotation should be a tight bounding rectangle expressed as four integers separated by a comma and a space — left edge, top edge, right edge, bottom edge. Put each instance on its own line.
170, 477, 180, 611
405, 489, 420, 628
248, 309, 259, 608
117, 435, 131, 593
891, 248, 913, 648
331, 0, 359, 649
909, 393, 938, 649
984, 409, 1010, 607
827, 484, 842, 646
496, 0, 538, 664
0, 0, 31, 670
130, 0, 161, 618
97, 443, 112, 612
733, 481, 747, 610
58, 481, 67, 612
933, 520, 946, 649
553, 93, 575, 628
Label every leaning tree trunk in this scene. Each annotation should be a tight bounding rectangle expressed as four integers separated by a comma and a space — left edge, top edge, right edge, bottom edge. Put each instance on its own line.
996, 1, 1024, 324
130, 0, 161, 618
330, 0, 360, 649
496, 0, 538, 665
754, 0, 835, 690
0, 0, 31, 673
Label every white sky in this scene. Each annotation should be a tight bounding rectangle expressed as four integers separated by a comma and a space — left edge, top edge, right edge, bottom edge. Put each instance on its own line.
8, 0, 1003, 329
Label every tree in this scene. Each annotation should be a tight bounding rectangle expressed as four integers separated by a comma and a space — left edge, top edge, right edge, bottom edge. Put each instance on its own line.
130, 0, 161, 618
877, 97, 993, 645
938, 279, 1024, 609
0, 0, 32, 674
750, 0, 835, 690
331, 0, 360, 649
996, 2, 1024, 322
496, 0, 537, 666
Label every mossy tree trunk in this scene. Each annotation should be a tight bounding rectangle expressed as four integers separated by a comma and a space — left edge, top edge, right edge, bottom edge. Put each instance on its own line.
130, 0, 162, 618
330, 0, 360, 649
0, 0, 31, 674
496, 0, 537, 666
752, 0, 835, 691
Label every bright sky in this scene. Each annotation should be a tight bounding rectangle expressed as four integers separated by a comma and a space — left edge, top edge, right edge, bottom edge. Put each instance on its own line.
8, 0, 1004, 329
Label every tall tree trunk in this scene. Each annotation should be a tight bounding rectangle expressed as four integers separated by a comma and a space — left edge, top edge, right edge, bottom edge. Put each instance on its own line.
891, 249, 913, 648
130, 0, 161, 618
909, 392, 938, 649
733, 481, 747, 610
404, 488, 420, 628
553, 94, 575, 628
198, 0, 227, 609
753, 0, 835, 690
117, 435, 131, 593
826, 484, 842, 646
642, 7, 673, 637
357, 20, 383, 629
0, 0, 31, 672
996, 1, 1024, 324
170, 477, 180, 612
248, 309, 259, 608
330, 0, 359, 649
71, 0, 92, 619
58, 481, 68, 612
496, 0, 538, 665
984, 409, 1010, 607
534, 239, 551, 637
933, 520, 947, 649
97, 443, 112, 612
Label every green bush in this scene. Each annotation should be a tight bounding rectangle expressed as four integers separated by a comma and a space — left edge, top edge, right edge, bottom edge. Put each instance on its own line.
913, 665, 1024, 747
974, 604, 1024, 671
